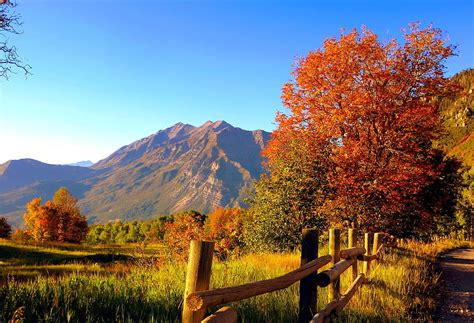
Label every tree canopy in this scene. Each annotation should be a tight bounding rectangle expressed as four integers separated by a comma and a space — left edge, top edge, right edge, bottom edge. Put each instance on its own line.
24, 188, 88, 243
259, 23, 457, 239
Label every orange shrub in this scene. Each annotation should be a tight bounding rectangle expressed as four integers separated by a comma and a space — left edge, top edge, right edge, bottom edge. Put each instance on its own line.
163, 211, 206, 261
206, 208, 245, 260
11, 228, 30, 242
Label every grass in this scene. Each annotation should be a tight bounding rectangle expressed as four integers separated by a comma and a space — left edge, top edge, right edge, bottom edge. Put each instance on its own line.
0, 238, 471, 322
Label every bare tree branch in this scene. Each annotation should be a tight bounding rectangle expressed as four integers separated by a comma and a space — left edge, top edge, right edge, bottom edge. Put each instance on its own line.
0, 0, 31, 79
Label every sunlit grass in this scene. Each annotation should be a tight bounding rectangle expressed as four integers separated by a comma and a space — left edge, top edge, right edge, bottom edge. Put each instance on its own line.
0, 238, 471, 322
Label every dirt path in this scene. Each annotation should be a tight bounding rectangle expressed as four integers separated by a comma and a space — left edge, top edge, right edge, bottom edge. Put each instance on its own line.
436, 248, 474, 321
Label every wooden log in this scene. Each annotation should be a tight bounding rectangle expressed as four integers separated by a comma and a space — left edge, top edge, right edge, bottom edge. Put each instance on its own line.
201, 307, 237, 323
315, 258, 355, 287
311, 299, 338, 323
186, 255, 332, 311
339, 247, 365, 259
348, 228, 355, 249
357, 254, 378, 262
298, 229, 319, 323
373, 233, 381, 265
310, 274, 367, 323
375, 243, 384, 256
182, 240, 215, 323
328, 228, 341, 301
358, 244, 383, 261
334, 274, 367, 310
363, 233, 373, 275
347, 229, 358, 281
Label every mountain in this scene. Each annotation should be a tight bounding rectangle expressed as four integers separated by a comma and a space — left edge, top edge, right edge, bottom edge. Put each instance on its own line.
0, 121, 270, 226
82, 120, 270, 222
0, 159, 97, 194
66, 160, 94, 167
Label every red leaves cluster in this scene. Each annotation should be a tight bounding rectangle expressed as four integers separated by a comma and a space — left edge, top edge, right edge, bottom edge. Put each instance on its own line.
265, 24, 456, 231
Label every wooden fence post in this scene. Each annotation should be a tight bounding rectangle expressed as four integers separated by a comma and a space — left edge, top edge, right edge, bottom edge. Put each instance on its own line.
373, 233, 381, 265
328, 228, 340, 301
182, 240, 215, 323
363, 233, 373, 276
298, 228, 319, 323
348, 228, 358, 281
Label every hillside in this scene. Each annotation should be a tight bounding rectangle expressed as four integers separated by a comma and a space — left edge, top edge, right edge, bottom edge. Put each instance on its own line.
0, 121, 270, 226
0, 159, 97, 194
437, 68, 474, 210
437, 68, 474, 163
81, 121, 270, 222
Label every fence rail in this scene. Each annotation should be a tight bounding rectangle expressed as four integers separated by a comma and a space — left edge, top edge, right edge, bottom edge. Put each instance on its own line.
182, 228, 385, 323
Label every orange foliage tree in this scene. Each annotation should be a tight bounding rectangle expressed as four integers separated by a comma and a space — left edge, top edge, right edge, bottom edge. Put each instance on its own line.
205, 208, 245, 259
265, 24, 456, 232
163, 210, 206, 260
23, 188, 88, 243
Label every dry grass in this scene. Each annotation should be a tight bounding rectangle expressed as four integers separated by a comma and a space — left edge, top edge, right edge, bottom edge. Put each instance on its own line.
0, 238, 471, 322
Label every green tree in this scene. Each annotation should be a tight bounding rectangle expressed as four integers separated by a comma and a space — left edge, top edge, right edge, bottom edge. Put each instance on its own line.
0, 217, 12, 238
247, 136, 329, 251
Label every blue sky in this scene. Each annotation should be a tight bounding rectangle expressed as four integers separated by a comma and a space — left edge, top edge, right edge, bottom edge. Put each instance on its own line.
0, 0, 473, 164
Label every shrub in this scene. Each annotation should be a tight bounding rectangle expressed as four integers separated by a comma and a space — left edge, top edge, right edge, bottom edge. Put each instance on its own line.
205, 208, 245, 260
163, 210, 206, 260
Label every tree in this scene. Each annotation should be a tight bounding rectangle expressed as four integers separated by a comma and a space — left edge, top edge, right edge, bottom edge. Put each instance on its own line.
23, 188, 88, 243
248, 133, 330, 251
0, 0, 30, 78
265, 23, 456, 234
0, 217, 12, 238
206, 208, 245, 259
163, 210, 206, 260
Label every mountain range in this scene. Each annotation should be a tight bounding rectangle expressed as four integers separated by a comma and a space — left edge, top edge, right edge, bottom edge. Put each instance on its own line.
0, 121, 271, 227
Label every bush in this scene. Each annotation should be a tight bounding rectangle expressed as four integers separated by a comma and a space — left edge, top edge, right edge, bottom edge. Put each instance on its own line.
205, 208, 245, 260
163, 210, 206, 260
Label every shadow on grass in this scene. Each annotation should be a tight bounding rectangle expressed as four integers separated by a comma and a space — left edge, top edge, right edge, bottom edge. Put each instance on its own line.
0, 244, 133, 266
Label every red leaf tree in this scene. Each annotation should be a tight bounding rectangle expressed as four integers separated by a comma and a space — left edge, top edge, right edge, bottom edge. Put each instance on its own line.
265, 24, 456, 232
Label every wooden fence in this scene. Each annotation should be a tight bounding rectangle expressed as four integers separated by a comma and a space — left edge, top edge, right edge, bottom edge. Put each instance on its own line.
182, 228, 384, 323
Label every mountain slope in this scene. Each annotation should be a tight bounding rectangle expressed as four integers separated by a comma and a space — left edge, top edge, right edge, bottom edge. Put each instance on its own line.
437, 68, 474, 163
0, 159, 97, 193
0, 121, 270, 225
82, 121, 270, 222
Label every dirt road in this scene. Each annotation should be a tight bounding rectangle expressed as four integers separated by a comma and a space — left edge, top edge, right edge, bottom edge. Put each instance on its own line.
436, 248, 474, 321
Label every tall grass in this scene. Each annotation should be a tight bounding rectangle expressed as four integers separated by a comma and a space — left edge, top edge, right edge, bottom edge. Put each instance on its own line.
0, 239, 470, 322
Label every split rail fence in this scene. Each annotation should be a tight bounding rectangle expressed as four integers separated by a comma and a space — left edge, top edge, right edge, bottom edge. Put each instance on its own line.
182, 228, 385, 323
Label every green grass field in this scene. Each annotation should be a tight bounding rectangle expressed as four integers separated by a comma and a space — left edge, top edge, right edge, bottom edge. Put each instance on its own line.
0, 238, 471, 322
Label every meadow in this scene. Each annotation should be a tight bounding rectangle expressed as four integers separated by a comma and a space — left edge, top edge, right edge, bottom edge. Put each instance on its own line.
0, 238, 471, 322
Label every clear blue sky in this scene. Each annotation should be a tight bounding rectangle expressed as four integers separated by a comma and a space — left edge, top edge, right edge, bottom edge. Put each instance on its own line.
0, 0, 473, 164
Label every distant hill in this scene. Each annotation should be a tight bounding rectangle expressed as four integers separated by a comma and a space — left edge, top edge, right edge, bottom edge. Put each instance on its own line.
0, 159, 97, 194
0, 121, 270, 226
66, 160, 94, 167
